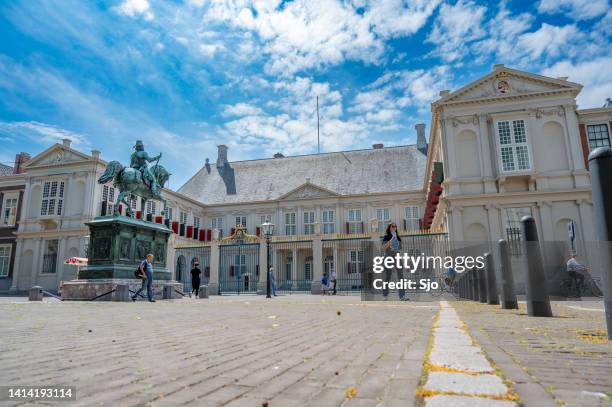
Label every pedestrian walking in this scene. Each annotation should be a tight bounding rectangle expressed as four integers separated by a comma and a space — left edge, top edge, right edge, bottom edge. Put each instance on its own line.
382, 222, 408, 301
331, 269, 337, 295
268, 266, 278, 296
322, 272, 328, 295
132, 253, 155, 302
190, 262, 201, 297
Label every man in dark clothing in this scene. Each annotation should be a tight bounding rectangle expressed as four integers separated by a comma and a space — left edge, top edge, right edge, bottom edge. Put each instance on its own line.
382, 222, 408, 301
132, 254, 155, 302
190, 262, 202, 297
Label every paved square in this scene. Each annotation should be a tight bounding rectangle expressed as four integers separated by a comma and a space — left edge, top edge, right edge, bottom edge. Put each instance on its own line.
0, 295, 437, 406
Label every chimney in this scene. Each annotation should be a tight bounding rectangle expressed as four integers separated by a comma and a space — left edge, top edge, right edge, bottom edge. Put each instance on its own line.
439, 90, 450, 97
604, 98, 612, 108
416, 123, 427, 154
91, 150, 100, 159
205, 158, 211, 173
493, 63, 505, 70
13, 152, 31, 174
557, 76, 568, 81
372, 143, 384, 149
62, 138, 72, 148
217, 145, 228, 168
273, 152, 285, 158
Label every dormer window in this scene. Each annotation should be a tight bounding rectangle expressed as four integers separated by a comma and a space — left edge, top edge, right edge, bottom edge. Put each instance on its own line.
497, 119, 531, 172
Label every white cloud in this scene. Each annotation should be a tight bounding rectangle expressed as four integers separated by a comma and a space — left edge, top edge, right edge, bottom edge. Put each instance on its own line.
538, 0, 610, 20
427, 0, 487, 62
114, 0, 154, 21
222, 103, 264, 117
542, 57, 612, 108
203, 0, 441, 75
0, 121, 90, 147
517, 23, 580, 61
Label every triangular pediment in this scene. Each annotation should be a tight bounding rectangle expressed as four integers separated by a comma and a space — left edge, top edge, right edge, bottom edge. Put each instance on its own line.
437, 66, 582, 106
279, 182, 339, 200
25, 143, 92, 168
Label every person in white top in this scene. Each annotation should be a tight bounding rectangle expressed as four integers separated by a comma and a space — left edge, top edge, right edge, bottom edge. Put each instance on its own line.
566, 254, 587, 291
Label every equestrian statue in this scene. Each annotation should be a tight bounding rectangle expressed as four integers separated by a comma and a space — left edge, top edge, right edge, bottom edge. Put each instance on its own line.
97, 140, 171, 218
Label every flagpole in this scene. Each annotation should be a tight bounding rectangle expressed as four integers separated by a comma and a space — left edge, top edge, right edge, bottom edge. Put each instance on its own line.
316, 96, 320, 154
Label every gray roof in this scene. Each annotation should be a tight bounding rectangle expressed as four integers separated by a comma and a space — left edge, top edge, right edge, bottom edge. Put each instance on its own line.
178, 145, 427, 205
0, 163, 13, 177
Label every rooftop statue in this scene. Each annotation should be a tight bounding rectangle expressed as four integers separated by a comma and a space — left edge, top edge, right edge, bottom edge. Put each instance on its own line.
98, 140, 171, 217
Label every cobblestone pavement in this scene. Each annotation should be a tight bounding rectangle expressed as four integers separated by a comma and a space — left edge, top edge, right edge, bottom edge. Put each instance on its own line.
0, 296, 610, 406
454, 301, 612, 407
0, 295, 437, 407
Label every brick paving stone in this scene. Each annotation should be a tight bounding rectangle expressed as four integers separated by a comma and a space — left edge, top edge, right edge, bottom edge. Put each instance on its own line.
454, 301, 612, 407
424, 372, 508, 396
424, 395, 517, 407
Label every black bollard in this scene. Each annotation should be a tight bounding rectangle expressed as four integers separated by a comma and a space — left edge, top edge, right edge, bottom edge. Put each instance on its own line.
484, 253, 499, 305
498, 239, 518, 309
521, 216, 552, 317
588, 147, 612, 339
478, 267, 487, 303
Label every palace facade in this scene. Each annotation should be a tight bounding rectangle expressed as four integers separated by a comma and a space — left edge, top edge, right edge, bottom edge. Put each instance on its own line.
1, 64, 611, 294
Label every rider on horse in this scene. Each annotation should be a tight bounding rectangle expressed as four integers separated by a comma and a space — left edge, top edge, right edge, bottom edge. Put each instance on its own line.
131, 140, 162, 196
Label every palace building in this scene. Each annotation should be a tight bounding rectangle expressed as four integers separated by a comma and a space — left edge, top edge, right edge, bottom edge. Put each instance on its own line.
1, 64, 611, 294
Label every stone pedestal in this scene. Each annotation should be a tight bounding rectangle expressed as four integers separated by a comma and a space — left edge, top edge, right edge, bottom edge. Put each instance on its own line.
62, 215, 180, 300
199, 285, 209, 299
113, 284, 130, 302
29, 286, 43, 301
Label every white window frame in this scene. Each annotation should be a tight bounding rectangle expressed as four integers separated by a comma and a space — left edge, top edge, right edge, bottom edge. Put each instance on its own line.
587, 123, 611, 150
1, 194, 18, 227
235, 215, 247, 229
285, 212, 296, 235
349, 250, 364, 274
259, 214, 272, 225
375, 208, 390, 233
102, 185, 115, 215
146, 201, 157, 215
496, 119, 532, 173
211, 217, 224, 238
303, 210, 315, 235
165, 206, 173, 220
322, 209, 335, 234
40, 180, 65, 217
404, 206, 420, 231
0, 244, 11, 277
347, 208, 363, 234
193, 216, 200, 229
180, 211, 188, 225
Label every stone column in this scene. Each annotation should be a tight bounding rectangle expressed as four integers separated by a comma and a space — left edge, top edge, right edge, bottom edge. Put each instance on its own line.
9, 239, 23, 293
563, 105, 590, 187
311, 232, 323, 294
485, 204, 501, 243
55, 237, 68, 291
31, 238, 43, 288
208, 241, 220, 295
291, 247, 298, 289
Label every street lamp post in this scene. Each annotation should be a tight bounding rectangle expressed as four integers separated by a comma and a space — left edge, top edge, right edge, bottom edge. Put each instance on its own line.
261, 222, 275, 299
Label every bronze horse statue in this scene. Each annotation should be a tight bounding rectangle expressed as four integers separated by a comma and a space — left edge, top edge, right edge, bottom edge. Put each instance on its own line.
98, 161, 171, 217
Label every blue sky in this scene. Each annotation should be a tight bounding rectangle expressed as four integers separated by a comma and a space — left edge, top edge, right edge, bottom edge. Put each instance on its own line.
1, 0, 611, 188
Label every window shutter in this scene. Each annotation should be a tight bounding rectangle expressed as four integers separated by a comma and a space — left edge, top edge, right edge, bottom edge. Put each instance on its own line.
204, 266, 210, 278
345, 222, 349, 234
256, 265, 260, 276
360, 221, 364, 233
230, 265, 234, 277
347, 262, 352, 274
403, 219, 407, 230
101, 201, 107, 216
207, 229, 212, 241
578, 123, 589, 169
256, 226, 260, 236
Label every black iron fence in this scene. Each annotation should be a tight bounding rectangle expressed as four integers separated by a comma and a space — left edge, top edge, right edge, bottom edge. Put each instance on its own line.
219, 242, 260, 294
269, 239, 313, 294
174, 246, 211, 292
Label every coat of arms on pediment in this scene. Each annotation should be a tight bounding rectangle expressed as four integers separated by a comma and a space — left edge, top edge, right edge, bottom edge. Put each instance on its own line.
437, 67, 582, 105
25, 144, 91, 168
279, 182, 339, 200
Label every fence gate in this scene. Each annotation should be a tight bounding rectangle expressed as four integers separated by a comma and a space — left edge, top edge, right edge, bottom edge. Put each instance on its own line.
174, 246, 211, 292
322, 237, 372, 292
270, 240, 314, 294
219, 242, 260, 294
